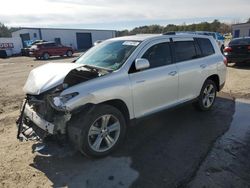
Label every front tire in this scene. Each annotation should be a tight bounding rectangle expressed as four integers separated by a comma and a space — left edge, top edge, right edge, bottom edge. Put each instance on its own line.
193, 79, 217, 111
68, 104, 126, 158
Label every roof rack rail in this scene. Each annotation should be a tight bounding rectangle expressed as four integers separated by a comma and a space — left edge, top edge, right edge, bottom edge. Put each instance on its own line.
163, 32, 176, 35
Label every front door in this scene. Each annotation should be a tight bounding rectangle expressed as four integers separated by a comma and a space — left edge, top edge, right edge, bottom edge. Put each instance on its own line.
129, 39, 178, 118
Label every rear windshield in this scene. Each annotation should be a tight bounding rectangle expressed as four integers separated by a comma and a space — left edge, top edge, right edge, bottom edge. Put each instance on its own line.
229, 38, 250, 46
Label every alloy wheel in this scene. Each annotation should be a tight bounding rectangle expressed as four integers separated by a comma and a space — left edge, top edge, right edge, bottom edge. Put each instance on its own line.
87, 114, 121, 152
202, 84, 215, 108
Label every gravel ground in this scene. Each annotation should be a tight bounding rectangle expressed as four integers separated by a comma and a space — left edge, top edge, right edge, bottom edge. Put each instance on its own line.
0, 56, 249, 188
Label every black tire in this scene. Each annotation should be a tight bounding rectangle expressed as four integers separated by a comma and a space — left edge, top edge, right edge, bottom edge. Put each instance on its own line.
42, 52, 50, 60
66, 50, 73, 57
220, 45, 225, 53
68, 104, 126, 158
193, 79, 217, 111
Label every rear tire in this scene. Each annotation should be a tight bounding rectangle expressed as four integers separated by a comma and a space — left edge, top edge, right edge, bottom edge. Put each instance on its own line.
68, 104, 126, 158
220, 45, 225, 53
193, 79, 217, 111
42, 52, 50, 60
66, 50, 73, 57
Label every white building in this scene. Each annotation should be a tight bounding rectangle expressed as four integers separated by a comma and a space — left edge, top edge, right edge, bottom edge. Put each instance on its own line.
232, 23, 250, 38
7, 27, 116, 54
0, 37, 22, 55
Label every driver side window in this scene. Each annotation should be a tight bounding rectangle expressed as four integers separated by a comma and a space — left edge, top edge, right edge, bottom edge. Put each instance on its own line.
142, 42, 172, 69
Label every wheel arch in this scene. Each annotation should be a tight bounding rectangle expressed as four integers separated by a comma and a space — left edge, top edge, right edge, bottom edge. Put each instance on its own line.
99, 99, 130, 125
42, 51, 50, 56
206, 74, 220, 91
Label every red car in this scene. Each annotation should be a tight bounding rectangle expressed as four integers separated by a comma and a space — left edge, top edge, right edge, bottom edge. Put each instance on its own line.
29, 42, 74, 60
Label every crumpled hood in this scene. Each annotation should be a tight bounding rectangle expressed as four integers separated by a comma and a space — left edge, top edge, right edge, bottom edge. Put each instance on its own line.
23, 63, 84, 95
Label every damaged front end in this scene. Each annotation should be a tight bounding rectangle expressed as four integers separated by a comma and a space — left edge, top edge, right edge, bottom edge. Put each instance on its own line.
16, 92, 72, 141
16, 63, 108, 142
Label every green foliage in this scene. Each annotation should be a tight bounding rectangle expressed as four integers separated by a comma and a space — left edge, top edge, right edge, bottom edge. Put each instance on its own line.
0, 22, 11, 37
117, 19, 232, 36
0, 22, 20, 38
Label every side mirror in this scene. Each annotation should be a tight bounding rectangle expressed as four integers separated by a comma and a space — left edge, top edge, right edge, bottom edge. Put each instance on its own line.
135, 58, 150, 70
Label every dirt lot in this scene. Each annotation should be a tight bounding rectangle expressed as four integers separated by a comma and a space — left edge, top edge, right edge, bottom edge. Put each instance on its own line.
0, 56, 250, 188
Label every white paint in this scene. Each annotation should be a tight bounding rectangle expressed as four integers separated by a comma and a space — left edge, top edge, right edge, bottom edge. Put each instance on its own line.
23, 63, 83, 95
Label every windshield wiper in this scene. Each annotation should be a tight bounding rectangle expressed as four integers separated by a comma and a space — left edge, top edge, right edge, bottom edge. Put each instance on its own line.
83, 64, 113, 72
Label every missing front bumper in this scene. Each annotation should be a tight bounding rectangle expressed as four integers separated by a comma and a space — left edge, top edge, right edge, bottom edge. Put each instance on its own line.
17, 99, 55, 140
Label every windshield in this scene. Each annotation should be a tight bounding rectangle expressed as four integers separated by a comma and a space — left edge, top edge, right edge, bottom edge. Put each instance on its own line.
75, 40, 140, 70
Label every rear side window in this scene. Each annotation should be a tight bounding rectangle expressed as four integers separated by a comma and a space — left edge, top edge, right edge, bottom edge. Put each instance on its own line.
196, 38, 215, 57
142, 42, 172, 68
173, 41, 197, 62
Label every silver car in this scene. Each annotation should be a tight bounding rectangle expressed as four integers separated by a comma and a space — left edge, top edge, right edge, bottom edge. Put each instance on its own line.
17, 34, 227, 157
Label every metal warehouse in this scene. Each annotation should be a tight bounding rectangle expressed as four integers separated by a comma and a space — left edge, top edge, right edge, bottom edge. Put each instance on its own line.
232, 23, 250, 38
2, 27, 116, 55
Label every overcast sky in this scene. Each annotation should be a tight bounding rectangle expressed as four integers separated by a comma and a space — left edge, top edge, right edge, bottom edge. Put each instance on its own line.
1, 0, 250, 30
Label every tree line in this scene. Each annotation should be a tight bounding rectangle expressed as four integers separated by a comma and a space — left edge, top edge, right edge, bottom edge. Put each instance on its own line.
0, 23, 20, 37
117, 20, 234, 36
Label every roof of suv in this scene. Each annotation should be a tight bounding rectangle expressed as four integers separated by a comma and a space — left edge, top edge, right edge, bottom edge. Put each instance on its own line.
111, 34, 214, 42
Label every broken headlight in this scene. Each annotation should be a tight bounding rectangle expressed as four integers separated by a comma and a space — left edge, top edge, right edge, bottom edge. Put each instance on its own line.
50, 92, 79, 110
55, 83, 69, 92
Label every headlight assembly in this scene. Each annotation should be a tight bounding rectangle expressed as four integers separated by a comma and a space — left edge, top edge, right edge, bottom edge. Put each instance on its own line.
49, 92, 79, 110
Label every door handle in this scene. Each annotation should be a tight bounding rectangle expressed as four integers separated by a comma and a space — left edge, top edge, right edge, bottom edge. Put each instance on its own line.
200, 64, 207, 69
168, 71, 177, 76
136, 80, 146, 83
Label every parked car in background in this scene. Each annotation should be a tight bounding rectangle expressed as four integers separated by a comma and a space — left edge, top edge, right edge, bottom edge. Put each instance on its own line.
224, 37, 250, 64
29, 42, 74, 60
21, 40, 47, 56
17, 34, 226, 158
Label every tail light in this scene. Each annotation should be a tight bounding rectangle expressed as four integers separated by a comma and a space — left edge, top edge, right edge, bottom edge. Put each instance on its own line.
223, 57, 228, 66
223, 47, 232, 53
248, 46, 250, 50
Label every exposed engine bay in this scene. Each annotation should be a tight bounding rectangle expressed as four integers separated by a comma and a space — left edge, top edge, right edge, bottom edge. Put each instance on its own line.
64, 65, 109, 87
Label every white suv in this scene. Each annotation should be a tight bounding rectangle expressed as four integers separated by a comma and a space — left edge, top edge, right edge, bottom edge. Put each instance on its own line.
17, 34, 227, 157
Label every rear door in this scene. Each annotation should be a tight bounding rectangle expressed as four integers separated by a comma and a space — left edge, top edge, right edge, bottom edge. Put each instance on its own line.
172, 37, 207, 102
56, 44, 67, 55
129, 39, 179, 118
44, 43, 57, 56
